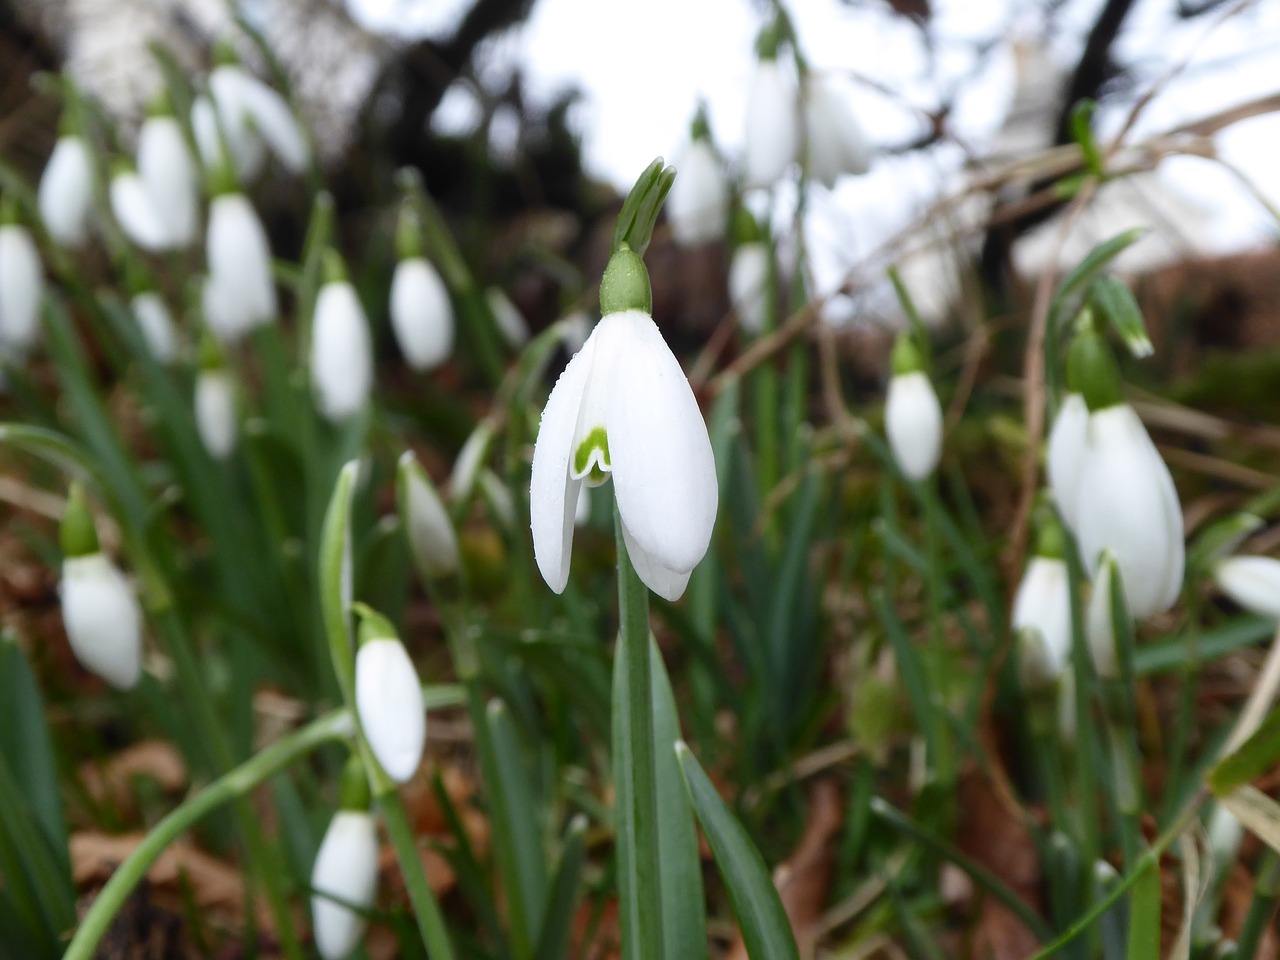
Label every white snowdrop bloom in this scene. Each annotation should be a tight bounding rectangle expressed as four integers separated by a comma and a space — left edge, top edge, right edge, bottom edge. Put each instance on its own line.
1013, 556, 1071, 690
398, 452, 459, 580
355, 634, 425, 783
885, 368, 942, 481
205, 192, 276, 341
1047, 393, 1088, 532
728, 242, 771, 336
1214, 556, 1280, 619
1076, 403, 1183, 619
210, 65, 309, 176
195, 368, 238, 459
110, 169, 170, 252
743, 57, 799, 189
130, 292, 178, 363
390, 257, 453, 371
486, 287, 530, 348
61, 553, 142, 689
38, 135, 94, 248
667, 138, 728, 246
1086, 550, 1122, 681
0, 225, 43, 358
310, 281, 373, 422
530, 251, 717, 601
137, 114, 199, 247
802, 74, 872, 188
311, 810, 379, 960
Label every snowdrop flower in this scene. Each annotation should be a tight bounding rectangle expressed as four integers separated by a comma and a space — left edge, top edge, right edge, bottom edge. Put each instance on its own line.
59, 484, 142, 689
191, 94, 261, 180
744, 53, 798, 189
1013, 548, 1071, 691
666, 111, 729, 245
884, 334, 942, 481
310, 255, 373, 421
0, 220, 43, 360
110, 165, 170, 252
205, 191, 276, 342
1046, 392, 1087, 532
38, 134, 94, 248
130, 291, 179, 363
530, 245, 717, 601
486, 287, 530, 349
311, 762, 378, 960
1214, 555, 1280, 619
195, 340, 238, 459
209, 63, 309, 177
1067, 323, 1183, 619
728, 241, 771, 336
137, 112, 199, 247
397, 452, 459, 580
353, 606, 425, 784
802, 73, 872, 187
390, 257, 453, 371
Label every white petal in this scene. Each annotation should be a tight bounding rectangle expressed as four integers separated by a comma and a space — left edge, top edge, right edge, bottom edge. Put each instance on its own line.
450, 421, 493, 504
744, 60, 799, 189
311, 810, 379, 960
728, 242, 770, 336
1086, 550, 1124, 680
1011, 556, 1071, 679
191, 96, 224, 172
885, 371, 942, 481
138, 116, 199, 247
529, 336, 597, 593
574, 484, 591, 527
1076, 404, 1183, 618
111, 171, 171, 251
0, 226, 44, 356
400, 452, 460, 579
606, 310, 718, 577
310, 282, 373, 422
207, 193, 276, 337
355, 638, 425, 783
233, 72, 309, 174
1047, 393, 1088, 532
61, 553, 142, 689
621, 521, 692, 602
130, 292, 178, 363
1215, 556, 1280, 619
803, 75, 871, 187
390, 258, 453, 370
667, 139, 729, 246
195, 369, 238, 459
486, 287, 530, 348
209, 67, 267, 181
38, 136, 94, 248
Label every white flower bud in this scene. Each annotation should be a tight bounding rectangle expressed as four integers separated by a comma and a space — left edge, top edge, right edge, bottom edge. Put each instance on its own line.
130, 292, 179, 364
137, 115, 199, 248
210, 66, 309, 177
744, 59, 799, 189
390, 257, 453, 371
666, 139, 728, 246
310, 281, 373, 422
0, 225, 43, 358
1214, 555, 1280, 619
60, 553, 142, 689
399, 452, 459, 580
355, 636, 425, 784
1047, 392, 1087, 532
885, 371, 943, 481
310, 810, 379, 960
802, 74, 872, 187
728, 242, 771, 336
205, 193, 276, 342
38, 135, 94, 248
110, 169, 170, 252
195, 368, 238, 459
1013, 556, 1071, 689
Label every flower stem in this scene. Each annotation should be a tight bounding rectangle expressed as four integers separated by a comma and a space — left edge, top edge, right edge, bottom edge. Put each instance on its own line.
377, 786, 457, 960
1236, 849, 1280, 960
62, 709, 354, 960
613, 505, 665, 960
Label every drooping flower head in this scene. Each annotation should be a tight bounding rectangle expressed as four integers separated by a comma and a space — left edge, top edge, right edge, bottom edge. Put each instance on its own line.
352, 605, 425, 784
743, 25, 799, 190
0, 204, 44, 363
666, 105, 729, 246
1014, 508, 1071, 693
884, 333, 942, 481
311, 757, 379, 960
39, 131, 95, 248
530, 244, 718, 600
137, 102, 199, 248
204, 180, 277, 343
310, 250, 373, 422
801, 72, 872, 187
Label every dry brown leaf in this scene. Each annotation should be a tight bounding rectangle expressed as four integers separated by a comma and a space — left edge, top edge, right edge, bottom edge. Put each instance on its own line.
79, 741, 186, 810
725, 777, 844, 960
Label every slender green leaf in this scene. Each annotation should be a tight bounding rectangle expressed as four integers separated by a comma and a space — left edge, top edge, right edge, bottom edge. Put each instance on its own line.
535, 816, 589, 960
676, 743, 800, 960
1126, 857, 1162, 960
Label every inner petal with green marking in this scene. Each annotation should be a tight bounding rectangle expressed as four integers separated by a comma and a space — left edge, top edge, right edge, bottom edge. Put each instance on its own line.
571, 425, 611, 486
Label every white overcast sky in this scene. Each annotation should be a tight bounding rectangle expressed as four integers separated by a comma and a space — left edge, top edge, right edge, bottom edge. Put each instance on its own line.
348, 0, 1280, 295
